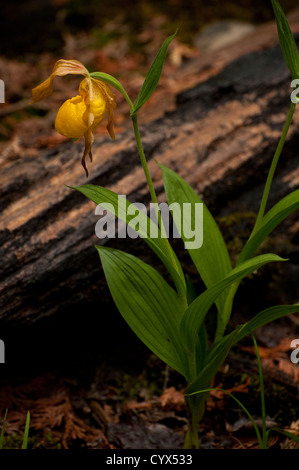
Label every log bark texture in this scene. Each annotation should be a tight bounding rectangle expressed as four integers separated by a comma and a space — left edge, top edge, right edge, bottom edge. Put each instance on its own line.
1, 11, 299, 339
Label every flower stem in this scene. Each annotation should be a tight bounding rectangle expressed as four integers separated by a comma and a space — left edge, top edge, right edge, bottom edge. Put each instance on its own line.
131, 113, 187, 309
108, 76, 187, 307
251, 102, 296, 237
131, 114, 161, 210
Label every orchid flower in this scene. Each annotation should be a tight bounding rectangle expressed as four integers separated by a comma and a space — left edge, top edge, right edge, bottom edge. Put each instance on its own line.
32, 59, 116, 177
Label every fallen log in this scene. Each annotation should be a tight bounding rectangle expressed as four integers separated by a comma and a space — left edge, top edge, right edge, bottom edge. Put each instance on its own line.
0, 13, 299, 367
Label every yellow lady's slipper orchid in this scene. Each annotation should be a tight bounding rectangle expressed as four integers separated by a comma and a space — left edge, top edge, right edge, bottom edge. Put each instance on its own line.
32, 59, 116, 177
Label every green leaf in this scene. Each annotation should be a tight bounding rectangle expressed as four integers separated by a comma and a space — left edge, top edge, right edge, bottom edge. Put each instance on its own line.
73, 184, 186, 297
21, 411, 30, 449
271, 427, 299, 444
189, 304, 299, 392
0, 409, 8, 449
132, 31, 177, 114
271, 0, 299, 79
185, 328, 239, 394
186, 275, 197, 305
97, 246, 189, 377
233, 304, 299, 345
181, 254, 286, 351
238, 189, 299, 264
195, 324, 209, 373
89, 72, 133, 112
160, 164, 231, 313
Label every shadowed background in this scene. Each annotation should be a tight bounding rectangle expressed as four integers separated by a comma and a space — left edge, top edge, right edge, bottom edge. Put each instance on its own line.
0, 2, 298, 449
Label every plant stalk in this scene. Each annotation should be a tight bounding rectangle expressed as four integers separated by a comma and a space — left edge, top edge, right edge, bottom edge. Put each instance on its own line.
131, 113, 187, 309
251, 102, 296, 237
184, 394, 206, 449
217, 102, 296, 342
131, 114, 161, 214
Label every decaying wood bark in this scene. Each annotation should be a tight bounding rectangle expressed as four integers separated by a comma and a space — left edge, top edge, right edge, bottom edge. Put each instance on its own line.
1, 11, 299, 342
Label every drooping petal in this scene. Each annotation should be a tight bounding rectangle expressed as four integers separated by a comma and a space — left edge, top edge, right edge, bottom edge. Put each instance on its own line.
91, 78, 116, 139
79, 78, 107, 130
81, 127, 94, 178
31, 59, 89, 104
78, 77, 111, 176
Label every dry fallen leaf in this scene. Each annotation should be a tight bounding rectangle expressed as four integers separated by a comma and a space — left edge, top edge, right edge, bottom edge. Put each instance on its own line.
158, 387, 185, 411
125, 400, 154, 411
210, 377, 251, 400
240, 337, 294, 358
240, 339, 299, 387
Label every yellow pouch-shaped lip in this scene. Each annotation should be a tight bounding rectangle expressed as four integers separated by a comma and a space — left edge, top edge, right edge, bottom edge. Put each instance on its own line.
55, 94, 106, 139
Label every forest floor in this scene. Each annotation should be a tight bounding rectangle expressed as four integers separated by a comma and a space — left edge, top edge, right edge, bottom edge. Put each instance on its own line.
1, 316, 299, 449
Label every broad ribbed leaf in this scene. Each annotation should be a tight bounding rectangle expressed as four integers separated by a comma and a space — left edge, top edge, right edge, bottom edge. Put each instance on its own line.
181, 254, 285, 350
132, 32, 177, 114
237, 189, 299, 264
185, 328, 240, 394
74, 184, 186, 296
271, 0, 299, 79
97, 246, 189, 377
185, 304, 299, 394
233, 304, 299, 344
160, 164, 231, 313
